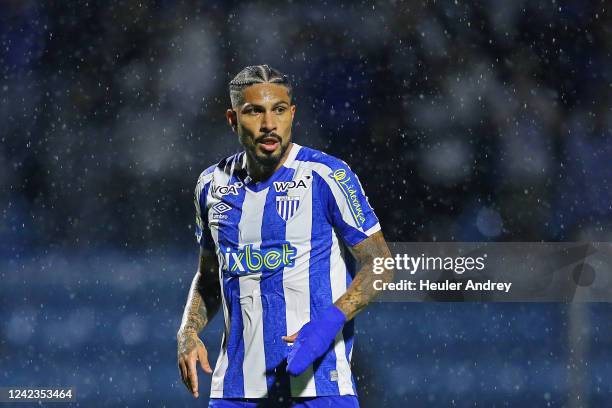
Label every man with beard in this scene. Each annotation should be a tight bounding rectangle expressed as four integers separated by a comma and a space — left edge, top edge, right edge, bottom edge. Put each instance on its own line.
177, 65, 393, 408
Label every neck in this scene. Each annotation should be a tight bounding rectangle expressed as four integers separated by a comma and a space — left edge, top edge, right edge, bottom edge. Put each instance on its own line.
245, 142, 293, 182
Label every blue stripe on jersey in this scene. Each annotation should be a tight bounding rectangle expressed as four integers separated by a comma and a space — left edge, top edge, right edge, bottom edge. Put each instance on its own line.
217, 172, 247, 397
198, 181, 214, 250
222, 276, 244, 397
309, 172, 340, 395
259, 166, 296, 398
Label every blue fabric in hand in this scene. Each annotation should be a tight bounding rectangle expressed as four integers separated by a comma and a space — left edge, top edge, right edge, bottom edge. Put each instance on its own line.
286, 305, 347, 376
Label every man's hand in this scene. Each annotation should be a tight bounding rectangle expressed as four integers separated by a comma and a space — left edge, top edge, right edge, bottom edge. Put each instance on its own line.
176, 249, 220, 398
177, 331, 212, 398
282, 305, 347, 376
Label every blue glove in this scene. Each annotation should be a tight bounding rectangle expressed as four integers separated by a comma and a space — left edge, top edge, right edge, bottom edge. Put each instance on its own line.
286, 305, 347, 376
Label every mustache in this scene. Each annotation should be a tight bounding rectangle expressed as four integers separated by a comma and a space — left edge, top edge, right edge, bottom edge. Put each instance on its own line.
255, 133, 281, 143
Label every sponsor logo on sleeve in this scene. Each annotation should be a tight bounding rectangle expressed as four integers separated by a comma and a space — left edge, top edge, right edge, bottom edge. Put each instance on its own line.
329, 168, 366, 226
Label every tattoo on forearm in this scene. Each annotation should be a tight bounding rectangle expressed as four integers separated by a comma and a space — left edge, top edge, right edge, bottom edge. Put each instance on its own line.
335, 231, 394, 321
180, 273, 209, 335
178, 333, 198, 355
177, 253, 222, 353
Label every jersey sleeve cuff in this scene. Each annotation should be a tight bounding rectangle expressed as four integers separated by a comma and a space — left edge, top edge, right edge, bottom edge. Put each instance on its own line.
345, 222, 382, 247
363, 222, 381, 237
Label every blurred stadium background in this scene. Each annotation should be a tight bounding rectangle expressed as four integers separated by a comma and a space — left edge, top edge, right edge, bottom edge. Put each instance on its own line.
1, 0, 611, 406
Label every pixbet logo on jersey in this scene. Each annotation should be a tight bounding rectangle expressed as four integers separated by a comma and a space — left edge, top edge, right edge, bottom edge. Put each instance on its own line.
221, 243, 297, 275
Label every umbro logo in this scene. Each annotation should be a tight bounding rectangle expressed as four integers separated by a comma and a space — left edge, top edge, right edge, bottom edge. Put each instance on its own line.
212, 202, 231, 220
212, 202, 231, 213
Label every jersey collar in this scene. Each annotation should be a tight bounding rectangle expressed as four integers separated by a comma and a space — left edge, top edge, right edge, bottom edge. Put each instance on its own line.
238, 143, 301, 192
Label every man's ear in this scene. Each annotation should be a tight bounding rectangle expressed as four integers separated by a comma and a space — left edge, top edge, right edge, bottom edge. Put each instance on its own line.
226, 109, 237, 132
290, 104, 296, 120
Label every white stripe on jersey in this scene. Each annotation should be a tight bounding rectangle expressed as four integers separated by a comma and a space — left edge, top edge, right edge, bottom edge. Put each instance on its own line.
237, 189, 268, 396
282, 165, 317, 396
364, 223, 382, 236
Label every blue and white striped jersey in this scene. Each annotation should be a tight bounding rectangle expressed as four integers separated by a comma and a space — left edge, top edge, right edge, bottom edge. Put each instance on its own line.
194, 143, 380, 399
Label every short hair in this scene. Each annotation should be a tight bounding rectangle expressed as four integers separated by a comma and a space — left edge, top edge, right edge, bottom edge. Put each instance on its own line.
229, 64, 292, 108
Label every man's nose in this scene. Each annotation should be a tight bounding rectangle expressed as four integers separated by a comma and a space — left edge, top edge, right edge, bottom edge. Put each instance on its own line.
261, 110, 276, 132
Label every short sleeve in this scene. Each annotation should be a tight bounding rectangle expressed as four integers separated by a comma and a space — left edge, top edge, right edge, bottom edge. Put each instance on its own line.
317, 160, 381, 247
194, 174, 214, 250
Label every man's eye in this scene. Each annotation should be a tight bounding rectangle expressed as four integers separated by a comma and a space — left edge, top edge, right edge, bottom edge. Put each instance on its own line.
274, 107, 287, 114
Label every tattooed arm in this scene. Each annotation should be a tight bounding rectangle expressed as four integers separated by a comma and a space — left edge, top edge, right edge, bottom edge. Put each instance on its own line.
177, 248, 221, 399
334, 230, 394, 321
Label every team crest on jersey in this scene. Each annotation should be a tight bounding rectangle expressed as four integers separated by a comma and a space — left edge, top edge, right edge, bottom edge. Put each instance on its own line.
273, 175, 311, 193
275, 196, 300, 221
211, 182, 243, 197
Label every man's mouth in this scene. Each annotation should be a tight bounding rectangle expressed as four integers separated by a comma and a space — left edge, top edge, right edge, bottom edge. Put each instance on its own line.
257, 136, 280, 153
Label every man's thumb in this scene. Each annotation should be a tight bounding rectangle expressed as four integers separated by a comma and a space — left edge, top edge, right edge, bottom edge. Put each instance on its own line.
198, 348, 212, 374
282, 332, 299, 343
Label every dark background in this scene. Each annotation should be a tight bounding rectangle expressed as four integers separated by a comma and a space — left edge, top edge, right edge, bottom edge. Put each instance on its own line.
1, 0, 611, 406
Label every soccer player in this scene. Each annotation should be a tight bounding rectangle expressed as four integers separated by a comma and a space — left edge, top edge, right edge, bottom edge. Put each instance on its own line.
177, 65, 393, 408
